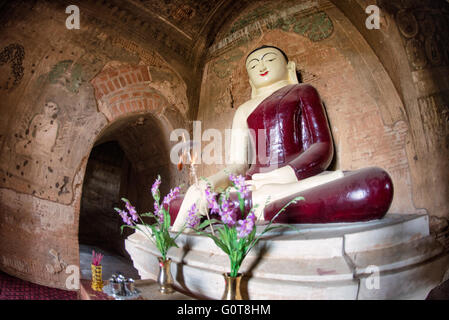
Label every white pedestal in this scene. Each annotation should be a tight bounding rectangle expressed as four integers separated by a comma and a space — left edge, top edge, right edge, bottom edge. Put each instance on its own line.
125, 214, 449, 299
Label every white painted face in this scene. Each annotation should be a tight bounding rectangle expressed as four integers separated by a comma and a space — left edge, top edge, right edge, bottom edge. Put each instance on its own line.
246, 47, 289, 89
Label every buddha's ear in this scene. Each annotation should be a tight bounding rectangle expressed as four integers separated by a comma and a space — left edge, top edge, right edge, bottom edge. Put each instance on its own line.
249, 79, 257, 99
287, 61, 299, 84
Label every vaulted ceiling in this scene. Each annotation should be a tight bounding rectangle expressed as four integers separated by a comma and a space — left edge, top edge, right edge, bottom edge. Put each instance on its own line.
66, 0, 256, 68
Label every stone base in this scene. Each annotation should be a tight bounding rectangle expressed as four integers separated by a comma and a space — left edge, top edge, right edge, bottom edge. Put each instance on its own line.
125, 214, 449, 300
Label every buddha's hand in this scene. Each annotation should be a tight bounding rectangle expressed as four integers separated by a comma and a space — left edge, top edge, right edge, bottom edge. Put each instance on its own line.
249, 166, 298, 189
193, 179, 211, 216
171, 180, 210, 232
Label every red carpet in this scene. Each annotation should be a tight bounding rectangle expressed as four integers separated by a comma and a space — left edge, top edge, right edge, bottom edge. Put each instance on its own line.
0, 271, 78, 300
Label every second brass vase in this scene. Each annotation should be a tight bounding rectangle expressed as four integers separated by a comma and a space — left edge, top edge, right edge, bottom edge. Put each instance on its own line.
222, 273, 243, 300
157, 257, 174, 294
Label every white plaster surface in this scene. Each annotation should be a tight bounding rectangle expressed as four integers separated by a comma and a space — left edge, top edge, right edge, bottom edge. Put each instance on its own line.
125, 214, 449, 300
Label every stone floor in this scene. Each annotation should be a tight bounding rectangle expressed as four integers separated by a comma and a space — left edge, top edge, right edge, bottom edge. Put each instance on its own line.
79, 243, 140, 281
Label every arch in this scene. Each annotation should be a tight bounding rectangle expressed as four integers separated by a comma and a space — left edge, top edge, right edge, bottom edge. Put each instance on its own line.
67, 61, 190, 288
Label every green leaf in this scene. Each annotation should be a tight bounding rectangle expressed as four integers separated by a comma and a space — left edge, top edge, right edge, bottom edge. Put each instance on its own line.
196, 231, 229, 255
197, 219, 222, 230
140, 212, 157, 218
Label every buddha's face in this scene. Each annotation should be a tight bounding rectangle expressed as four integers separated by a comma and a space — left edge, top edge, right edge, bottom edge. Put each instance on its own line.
246, 47, 289, 89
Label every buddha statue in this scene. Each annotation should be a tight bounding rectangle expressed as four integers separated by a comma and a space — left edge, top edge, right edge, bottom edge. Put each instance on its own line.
171, 45, 393, 231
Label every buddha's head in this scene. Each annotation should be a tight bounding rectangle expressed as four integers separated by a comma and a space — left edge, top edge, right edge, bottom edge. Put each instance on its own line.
245, 45, 298, 98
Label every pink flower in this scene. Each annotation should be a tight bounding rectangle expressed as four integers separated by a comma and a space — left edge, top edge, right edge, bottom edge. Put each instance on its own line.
91, 250, 104, 266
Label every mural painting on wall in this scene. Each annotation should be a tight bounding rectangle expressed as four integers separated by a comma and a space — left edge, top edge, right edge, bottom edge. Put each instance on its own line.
208, 0, 333, 115
110, 36, 189, 115
394, 2, 449, 169
137, 0, 211, 38
0, 43, 25, 90
0, 59, 106, 205
396, 8, 449, 70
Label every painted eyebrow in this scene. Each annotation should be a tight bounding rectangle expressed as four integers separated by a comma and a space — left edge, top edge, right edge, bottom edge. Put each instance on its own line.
246, 51, 278, 67
247, 58, 259, 66
261, 52, 278, 60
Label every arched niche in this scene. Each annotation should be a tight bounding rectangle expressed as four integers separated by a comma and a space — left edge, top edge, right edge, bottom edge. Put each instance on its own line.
198, 0, 423, 215
74, 62, 190, 276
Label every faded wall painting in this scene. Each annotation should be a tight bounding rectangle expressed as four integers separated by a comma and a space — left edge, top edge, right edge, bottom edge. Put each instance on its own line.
0, 59, 106, 205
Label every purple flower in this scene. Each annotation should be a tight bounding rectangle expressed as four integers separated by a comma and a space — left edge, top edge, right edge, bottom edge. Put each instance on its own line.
229, 174, 250, 198
115, 208, 133, 226
186, 203, 200, 229
205, 186, 220, 214
162, 186, 180, 206
153, 202, 164, 223
154, 202, 161, 216
124, 200, 138, 221
236, 212, 256, 239
219, 198, 237, 227
151, 176, 161, 199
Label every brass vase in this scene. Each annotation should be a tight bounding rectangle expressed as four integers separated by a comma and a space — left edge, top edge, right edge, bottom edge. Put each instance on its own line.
157, 258, 174, 294
222, 273, 243, 300
91, 264, 103, 291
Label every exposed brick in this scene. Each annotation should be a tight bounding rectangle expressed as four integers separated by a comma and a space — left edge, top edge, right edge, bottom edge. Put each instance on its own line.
107, 81, 115, 92
100, 84, 109, 95
131, 73, 138, 83
113, 78, 121, 90
125, 74, 133, 85
109, 95, 121, 105
120, 103, 127, 114
119, 76, 127, 87
141, 66, 150, 81
111, 104, 119, 117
